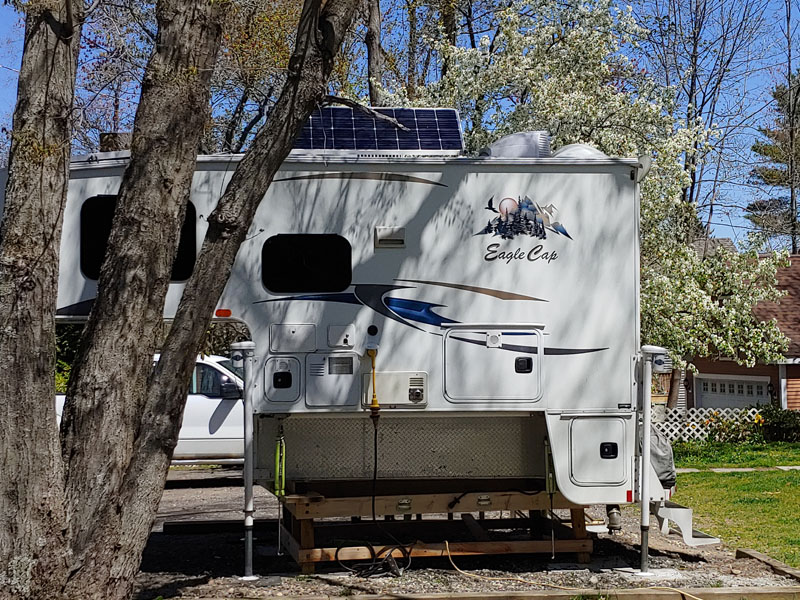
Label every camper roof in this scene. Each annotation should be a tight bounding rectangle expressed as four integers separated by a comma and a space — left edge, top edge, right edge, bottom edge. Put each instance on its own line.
67, 147, 640, 173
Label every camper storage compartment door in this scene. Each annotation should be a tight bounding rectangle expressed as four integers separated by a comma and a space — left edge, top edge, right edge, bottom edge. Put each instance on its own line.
568, 417, 627, 486
443, 324, 543, 402
305, 352, 360, 407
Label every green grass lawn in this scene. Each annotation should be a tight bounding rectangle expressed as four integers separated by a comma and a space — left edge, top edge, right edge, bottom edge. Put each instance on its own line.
672, 470, 800, 567
673, 441, 800, 469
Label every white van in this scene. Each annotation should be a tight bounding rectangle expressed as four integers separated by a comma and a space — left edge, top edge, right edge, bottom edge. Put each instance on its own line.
56, 355, 244, 464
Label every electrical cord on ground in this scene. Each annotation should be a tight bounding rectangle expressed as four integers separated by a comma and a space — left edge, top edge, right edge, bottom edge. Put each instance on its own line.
443, 540, 586, 590
333, 423, 413, 577
370, 415, 415, 575
334, 349, 414, 577
648, 587, 707, 600
335, 539, 410, 578
442, 541, 707, 600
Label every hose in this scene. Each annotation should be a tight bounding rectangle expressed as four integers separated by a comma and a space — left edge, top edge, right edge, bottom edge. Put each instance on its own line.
274, 427, 285, 497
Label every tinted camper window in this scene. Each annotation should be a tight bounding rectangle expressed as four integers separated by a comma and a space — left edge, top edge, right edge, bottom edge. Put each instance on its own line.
80, 195, 196, 281
262, 234, 352, 293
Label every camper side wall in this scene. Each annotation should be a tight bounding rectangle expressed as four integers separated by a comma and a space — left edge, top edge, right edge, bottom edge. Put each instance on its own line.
219, 158, 640, 416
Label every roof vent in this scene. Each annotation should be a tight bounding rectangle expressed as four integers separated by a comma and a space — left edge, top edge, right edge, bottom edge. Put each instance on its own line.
551, 144, 608, 159
479, 131, 551, 158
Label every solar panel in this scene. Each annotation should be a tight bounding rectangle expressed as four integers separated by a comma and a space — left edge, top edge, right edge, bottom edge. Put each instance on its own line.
293, 107, 463, 153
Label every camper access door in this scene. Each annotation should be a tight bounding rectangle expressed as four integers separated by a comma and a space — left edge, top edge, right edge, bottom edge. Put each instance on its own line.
443, 323, 543, 402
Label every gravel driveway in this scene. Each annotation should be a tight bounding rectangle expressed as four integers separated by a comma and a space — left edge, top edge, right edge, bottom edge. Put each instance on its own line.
134, 468, 798, 598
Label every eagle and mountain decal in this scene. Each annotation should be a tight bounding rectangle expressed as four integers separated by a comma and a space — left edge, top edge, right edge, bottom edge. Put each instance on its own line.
476, 195, 572, 265
476, 195, 572, 240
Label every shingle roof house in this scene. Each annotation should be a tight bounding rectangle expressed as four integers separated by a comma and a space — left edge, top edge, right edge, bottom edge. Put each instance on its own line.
689, 255, 800, 410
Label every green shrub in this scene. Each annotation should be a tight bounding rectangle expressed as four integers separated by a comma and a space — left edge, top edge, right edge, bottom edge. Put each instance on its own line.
758, 403, 800, 442
705, 410, 765, 444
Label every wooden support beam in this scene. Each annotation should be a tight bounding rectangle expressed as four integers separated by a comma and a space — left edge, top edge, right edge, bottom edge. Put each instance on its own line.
570, 508, 591, 564
282, 516, 536, 543
282, 491, 579, 520
278, 489, 594, 569
298, 539, 592, 563
736, 549, 800, 581
461, 513, 490, 541
299, 519, 315, 574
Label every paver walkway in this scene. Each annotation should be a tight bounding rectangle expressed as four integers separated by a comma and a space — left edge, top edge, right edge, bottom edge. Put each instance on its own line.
676, 465, 800, 473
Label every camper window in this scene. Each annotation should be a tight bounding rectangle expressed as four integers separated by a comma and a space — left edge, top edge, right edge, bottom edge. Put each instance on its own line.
261, 234, 352, 293
80, 195, 197, 281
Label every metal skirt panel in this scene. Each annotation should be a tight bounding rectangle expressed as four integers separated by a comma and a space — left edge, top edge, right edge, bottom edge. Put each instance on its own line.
256, 414, 546, 480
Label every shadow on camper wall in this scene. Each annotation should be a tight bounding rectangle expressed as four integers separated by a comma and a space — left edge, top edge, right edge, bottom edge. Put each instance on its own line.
57, 156, 638, 416
221, 158, 638, 413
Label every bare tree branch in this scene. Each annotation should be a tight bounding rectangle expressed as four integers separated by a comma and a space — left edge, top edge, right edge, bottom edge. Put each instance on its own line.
322, 94, 410, 130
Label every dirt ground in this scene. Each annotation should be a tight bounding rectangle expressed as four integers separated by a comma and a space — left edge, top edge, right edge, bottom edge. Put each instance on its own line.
134, 468, 798, 599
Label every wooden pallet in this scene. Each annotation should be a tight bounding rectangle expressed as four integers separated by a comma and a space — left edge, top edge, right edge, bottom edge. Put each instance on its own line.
278, 488, 593, 573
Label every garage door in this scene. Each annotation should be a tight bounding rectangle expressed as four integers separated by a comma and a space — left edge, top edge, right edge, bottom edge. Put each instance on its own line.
696, 377, 769, 408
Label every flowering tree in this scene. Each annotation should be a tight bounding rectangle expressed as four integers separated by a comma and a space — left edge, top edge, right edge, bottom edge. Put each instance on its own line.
385, 0, 789, 368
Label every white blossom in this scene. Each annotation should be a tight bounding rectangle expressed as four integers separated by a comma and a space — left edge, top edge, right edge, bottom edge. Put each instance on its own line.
383, 0, 788, 366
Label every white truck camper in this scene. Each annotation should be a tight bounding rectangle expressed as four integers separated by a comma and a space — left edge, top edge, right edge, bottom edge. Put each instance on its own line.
0, 107, 715, 568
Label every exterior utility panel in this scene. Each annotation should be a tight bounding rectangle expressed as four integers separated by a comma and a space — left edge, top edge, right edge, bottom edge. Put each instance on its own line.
3, 147, 642, 506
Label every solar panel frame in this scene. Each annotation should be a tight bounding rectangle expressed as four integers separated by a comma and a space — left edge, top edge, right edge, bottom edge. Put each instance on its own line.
292, 107, 463, 153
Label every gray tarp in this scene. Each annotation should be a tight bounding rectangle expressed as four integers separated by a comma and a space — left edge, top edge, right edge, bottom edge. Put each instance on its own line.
651, 425, 676, 488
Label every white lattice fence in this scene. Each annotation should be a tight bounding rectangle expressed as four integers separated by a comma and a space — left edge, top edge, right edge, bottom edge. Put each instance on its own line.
654, 407, 760, 442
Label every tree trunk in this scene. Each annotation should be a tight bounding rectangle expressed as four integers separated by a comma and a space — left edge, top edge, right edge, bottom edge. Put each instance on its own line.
680, 0, 703, 210
465, 1, 477, 49
62, 0, 359, 597
365, 0, 383, 106
60, 0, 226, 596
666, 367, 682, 409
2, 0, 359, 596
0, 2, 82, 598
132, 4, 360, 582
407, 0, 418, 99
440, 0, 457, 78
235, 94, 270, 152
149, 0, 361, 403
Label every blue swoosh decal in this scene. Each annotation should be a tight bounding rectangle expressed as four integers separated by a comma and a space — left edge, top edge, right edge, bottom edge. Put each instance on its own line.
384, 297, 458, 327
250, 286, 605, 357
353, 284, 423, 330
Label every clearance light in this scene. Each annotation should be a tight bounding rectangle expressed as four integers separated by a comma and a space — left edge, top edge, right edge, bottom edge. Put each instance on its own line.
626, 490, 633, 503
215, 309, 232, 318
